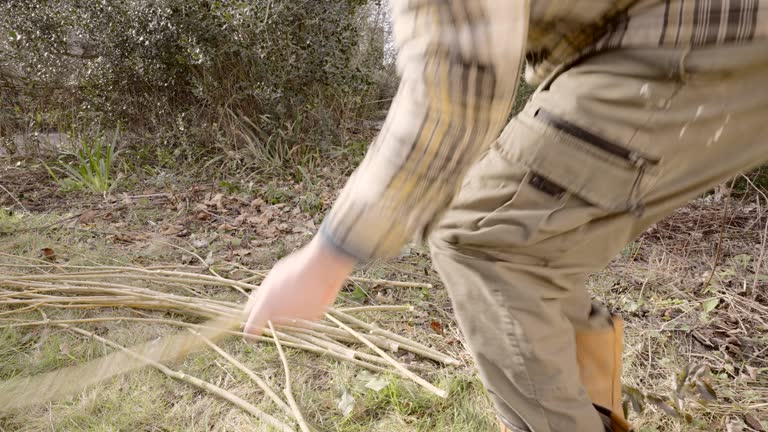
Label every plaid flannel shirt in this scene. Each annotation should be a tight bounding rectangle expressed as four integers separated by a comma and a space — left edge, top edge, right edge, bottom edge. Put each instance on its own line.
320, 0, 768, 262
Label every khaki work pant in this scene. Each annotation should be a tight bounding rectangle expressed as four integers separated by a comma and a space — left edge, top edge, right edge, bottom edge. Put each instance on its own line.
429, 42, 768, 432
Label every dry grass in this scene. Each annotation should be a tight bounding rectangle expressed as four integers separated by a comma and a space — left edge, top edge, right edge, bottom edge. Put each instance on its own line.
0, 211, 492, 431
2, 165, 767, 431
592, 189, 768, 431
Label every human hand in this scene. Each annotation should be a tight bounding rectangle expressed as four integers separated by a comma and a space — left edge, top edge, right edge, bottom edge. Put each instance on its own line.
243, 237, 355, 336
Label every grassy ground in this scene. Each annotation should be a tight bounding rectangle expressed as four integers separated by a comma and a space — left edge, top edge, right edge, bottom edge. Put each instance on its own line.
0, 163, 498, 432
1, 159, 767, 431
594, 194, 768, 432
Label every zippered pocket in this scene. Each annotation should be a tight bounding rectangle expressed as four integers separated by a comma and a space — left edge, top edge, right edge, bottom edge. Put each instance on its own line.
534, 108, 659, 169
494, 108, 661, 213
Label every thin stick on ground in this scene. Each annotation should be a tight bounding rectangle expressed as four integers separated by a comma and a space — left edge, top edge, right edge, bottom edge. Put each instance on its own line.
0, 182, 29, 214
63, 324, 296, 432
750, 194, 768, 299
0, 303, 41, 317
702, 194, 731, 291
348, 276, 432, 289
269, 321, 311, 432
325, 314, 448, 398
188, 329, 293, 417
338, 305, 415, 314
0, 261, 455, 390
238, 270, 432, 289
329, 308, 460, 365
0, 317, 409, 377
155, 239, 230, 286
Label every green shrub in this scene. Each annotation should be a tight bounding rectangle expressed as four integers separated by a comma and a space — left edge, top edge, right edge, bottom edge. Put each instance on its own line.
45, 129, 120, 194
0, 0, 395, 171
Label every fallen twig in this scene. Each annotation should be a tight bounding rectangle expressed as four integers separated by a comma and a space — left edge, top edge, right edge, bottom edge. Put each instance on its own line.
348, 276, 432, 289
338, 305, 415, 314
329, 308, 460, 366
0, 258, 456, 404
325, 314, 448, 398
269, 321, 311, 432
0, 316, 406, 377
239, 270, 432, 290
65, 324, 295, 432
0, 182, 29, 214
190, 329, 293, 417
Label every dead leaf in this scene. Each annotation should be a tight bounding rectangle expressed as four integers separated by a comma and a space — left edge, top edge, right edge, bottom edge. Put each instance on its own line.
191, 239, 209, 249
337, 391, 355, 417
196, 212, 212, 221
745, 414, 765, 431
398, 351, 417, 364
113, 233, 137, 244
78, 209, 98, 224
217, 223, 237, 232
214, 194, 226, 211
702, 298, 720, 313
647, 395, 679, 418
233, 249, 251, 257
292, 226, 309, 234
695, 381, 717, 401
746, 366, 759, 381
161, 225, 185, 236
40, 248, 56, 261
430, 320, 443, 335
364, 377, 389, 392
727, 418, 745, 432
250, 198, 265, 208
258, 230, 279, 240
203, 192, 223, 206
233, 213, 247, 226
0, 242, 18, 252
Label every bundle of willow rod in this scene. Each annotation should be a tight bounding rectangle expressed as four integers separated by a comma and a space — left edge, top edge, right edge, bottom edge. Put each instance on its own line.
0, 256, 457, 430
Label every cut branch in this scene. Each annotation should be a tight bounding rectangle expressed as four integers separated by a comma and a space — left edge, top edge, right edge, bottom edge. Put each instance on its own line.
63, 325, 295, 432
269, 321, 311, 432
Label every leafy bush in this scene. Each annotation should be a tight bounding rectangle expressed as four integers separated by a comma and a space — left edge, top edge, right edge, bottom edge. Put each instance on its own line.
0, 0, 394, 172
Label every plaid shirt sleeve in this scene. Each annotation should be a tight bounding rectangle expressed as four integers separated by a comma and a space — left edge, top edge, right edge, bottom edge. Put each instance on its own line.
319, 1, 530, 261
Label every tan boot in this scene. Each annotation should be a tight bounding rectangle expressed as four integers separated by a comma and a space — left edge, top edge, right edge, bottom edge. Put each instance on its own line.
497, 315, 629, 432
576, 314, 632, 431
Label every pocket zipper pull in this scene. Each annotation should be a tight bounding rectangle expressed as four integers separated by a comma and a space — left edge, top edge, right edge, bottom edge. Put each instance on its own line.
628, 152, 648, 169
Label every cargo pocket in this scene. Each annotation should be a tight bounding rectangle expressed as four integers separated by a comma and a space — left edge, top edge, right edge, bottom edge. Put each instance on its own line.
495, 106, 661, 215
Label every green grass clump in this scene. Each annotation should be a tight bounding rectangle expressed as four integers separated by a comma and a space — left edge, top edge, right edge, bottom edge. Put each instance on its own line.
45, 130, 120, 195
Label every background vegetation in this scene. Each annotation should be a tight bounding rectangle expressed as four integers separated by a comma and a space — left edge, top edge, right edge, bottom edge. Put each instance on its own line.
1, 0, 395, 177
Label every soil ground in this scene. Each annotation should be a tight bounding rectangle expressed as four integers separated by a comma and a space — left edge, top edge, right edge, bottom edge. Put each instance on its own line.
0, 160, 766, 432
